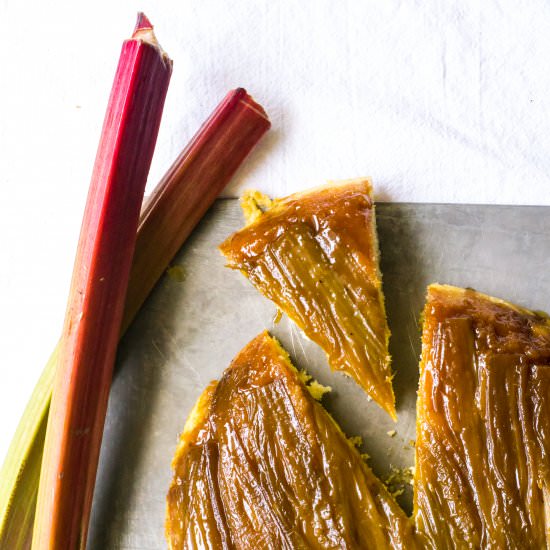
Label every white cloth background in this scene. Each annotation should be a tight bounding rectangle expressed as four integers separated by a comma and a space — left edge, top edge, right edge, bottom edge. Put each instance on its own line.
1, 0, 549, 462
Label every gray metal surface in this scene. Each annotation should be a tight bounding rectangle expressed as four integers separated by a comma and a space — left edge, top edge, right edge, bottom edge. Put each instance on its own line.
88, 200, 550, 549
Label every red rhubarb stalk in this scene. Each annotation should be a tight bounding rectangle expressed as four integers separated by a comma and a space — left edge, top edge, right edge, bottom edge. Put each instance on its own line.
32, 14, 172, 550
124, 87, 271, 326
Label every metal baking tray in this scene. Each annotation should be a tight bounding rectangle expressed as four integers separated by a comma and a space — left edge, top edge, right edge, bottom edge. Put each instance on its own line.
87, 200, 550, 548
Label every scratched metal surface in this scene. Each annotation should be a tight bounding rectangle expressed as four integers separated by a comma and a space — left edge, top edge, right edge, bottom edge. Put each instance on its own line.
87, 200, 550, 549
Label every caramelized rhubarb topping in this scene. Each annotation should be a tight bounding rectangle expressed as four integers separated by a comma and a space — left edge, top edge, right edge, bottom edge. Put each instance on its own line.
414, 284, 550, 549
166, 332, 417, 549
219, 180, 395, 419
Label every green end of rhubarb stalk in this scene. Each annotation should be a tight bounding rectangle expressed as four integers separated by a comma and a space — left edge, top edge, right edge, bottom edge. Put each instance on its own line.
0, 348, 57, 549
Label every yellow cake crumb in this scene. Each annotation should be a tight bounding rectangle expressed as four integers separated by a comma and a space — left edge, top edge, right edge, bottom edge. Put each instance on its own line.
296, 370, 330, 401
307, 379, 331, 400
383, 465, 415, 497
167, 265, 186, 282
240, 190, 273, 225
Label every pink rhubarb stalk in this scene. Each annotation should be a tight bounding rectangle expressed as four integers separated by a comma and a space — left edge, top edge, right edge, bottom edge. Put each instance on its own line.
32, 14, 172, 549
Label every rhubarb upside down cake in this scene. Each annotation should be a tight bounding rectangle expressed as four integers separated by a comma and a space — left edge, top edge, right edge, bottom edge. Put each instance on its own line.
414, 284, 550, 549
219, 179, 396, 420
166, 286, 550, 548
166, 332, 418, 550
167, 175, 550, 548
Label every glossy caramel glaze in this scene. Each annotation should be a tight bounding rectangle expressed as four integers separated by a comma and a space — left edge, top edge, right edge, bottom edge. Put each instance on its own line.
414, 284, 550, 549
219, 180, 395, 419
166, 332, 418, 549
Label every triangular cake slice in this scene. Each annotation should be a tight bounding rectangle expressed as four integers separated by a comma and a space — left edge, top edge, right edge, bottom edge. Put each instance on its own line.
219, 179, 396, 419
414, 284, 550, 548
166, 332, 417, 549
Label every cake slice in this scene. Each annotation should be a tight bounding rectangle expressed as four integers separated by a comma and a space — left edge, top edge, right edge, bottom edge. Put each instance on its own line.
219, 179, 396, 419
166, 332, 418, 549
414, 284, 550, 549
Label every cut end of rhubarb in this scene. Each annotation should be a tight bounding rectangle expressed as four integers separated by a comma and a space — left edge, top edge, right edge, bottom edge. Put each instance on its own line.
135, 12, 153, 32
235, 88, 270, 123
132, 12, 172, 68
